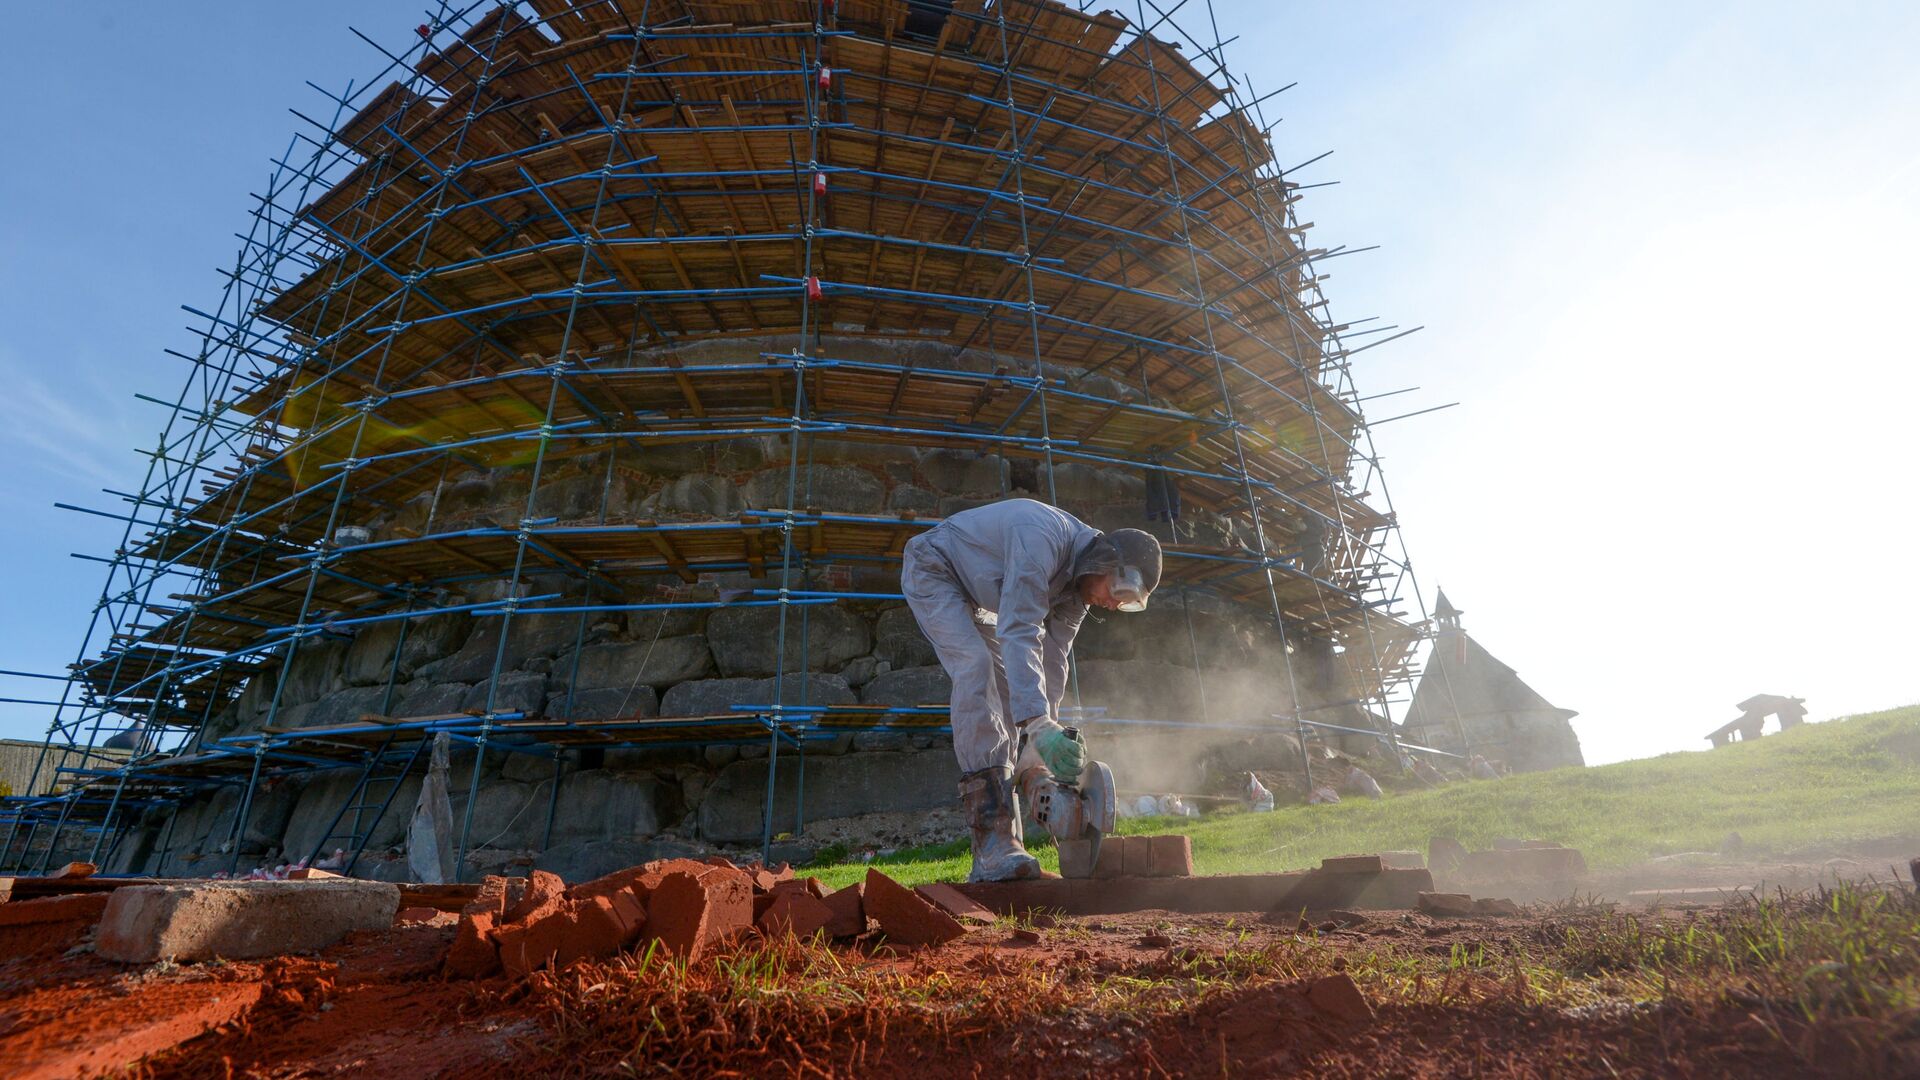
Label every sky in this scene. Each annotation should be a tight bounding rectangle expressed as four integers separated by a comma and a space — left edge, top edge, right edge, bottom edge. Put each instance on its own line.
0, 2, 1915, 765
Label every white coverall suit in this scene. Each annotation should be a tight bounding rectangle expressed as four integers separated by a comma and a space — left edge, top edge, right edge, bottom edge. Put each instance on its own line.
899, 499, 1103, 774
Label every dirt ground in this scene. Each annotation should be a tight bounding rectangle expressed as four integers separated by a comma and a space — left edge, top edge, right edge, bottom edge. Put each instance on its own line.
3, 884, 1915, 1079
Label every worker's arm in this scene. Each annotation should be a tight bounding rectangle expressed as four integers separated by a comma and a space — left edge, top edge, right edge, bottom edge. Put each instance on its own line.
994, 526, 1062, 726
1041, 596, 1088, 720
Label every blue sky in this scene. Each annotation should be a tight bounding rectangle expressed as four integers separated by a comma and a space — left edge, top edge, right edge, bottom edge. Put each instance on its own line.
1, 2, 1914, 764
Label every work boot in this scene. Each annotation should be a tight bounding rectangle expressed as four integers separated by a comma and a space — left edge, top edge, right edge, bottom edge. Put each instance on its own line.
959, 766, 1041, 883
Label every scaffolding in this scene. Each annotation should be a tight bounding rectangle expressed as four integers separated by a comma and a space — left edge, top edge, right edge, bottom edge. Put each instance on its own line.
0, 0, 1449, 877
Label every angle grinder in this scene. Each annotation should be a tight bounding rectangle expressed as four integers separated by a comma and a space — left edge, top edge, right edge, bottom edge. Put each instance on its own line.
1014, 725, 1117, 879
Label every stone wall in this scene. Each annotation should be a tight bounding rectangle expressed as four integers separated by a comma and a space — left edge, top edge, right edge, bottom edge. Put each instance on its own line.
97, 335, 1346, 881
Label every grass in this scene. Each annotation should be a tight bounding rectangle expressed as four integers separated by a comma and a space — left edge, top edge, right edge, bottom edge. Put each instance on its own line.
809, 705, 1920, 889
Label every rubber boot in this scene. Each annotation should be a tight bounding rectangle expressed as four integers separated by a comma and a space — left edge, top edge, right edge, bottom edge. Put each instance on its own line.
959, 766, 1041, 883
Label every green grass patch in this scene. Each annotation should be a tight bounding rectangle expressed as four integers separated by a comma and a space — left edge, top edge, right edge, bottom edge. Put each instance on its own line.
810, 705, 1920, 889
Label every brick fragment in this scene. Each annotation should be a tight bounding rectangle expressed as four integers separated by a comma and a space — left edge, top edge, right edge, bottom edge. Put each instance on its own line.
821, 883, 866, 938
45, 861, 96, 880
645, 869, 753, 960
1320, 854, 1385, 874
1147, 835, 1194, 878
1120, 835, 1151, 878
1307, 973, 1375, 1025
395, 906, 441, 924
635, 857, 720, 892
1473, 897, 1522, 917
496, 907, 578, 978
800, 876, 827, 899
1416, 892, 1477, 917
569, 865, 652, 902
443, 911, 501, 978
914, 882, 996, 925
464, 875, 510, 918
285, 867, 339, 880
757, 889, 835, 939
570, 896, 628, 959
504, 870, 565, 926
605, 888, 648, 944
0, 893, 108, 927
864, 870, 966, 947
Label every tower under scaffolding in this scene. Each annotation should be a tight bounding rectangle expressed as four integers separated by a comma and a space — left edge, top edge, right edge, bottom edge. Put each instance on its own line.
0, 0, 1447, 880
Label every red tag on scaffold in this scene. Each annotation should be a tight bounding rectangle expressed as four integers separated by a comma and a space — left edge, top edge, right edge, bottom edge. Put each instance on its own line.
817, 66, 833, 92
813, 171, 828, 197
805, 276, 824, 301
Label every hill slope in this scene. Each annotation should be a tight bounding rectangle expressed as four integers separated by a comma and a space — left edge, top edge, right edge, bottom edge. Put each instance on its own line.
814, 705, 1920, 889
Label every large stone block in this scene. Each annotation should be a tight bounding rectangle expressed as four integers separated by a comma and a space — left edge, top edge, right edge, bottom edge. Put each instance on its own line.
342, 621, 407, 686
299, 685, 388, 729
547, 770, 665, 844
564, 637, 714, 689
280, 770, 421, 863
660, 674, 855, 717
706, 605, 871, 677
644, 473, 746, 518
917, 449, 1005, 495
697, 748, 961, 843
394, 681, 471, 719
745, 464, 885, 513
427, 613, 580, 684
873, 606, 939, 669
860, 666, 951, 707
461, 670, 548, 718
95, 879, 400, 962
545, 685, 658, 721
276, 638, 348, 706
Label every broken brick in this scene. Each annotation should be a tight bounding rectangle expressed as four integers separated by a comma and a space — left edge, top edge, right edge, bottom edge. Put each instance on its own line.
1120, 835, 1152, 878
1473, 897, 1523, 917
0, 892, 109, 929
46, 861, 96, 880
821, 883, 866, 939
569, 896, 628, 960
636, 857, 722, 893
1307, 972, 1375, 1025
395, 906, 441, 925
864, 870, 966, 947
503, 870, 565, 926
1148, 835, 1194, 878
757, 889, 835, 939
1417, 892, 1477, 917
915, 882, 996, 925
569, 865, 651, 903
463, 875, 510, 919
645, 869, 753, 960
286, 867, 339, 880
605, 888, 648, 944
444, 911, 501, 979
496, 907, 578, 978
1320, 854, 1385, 875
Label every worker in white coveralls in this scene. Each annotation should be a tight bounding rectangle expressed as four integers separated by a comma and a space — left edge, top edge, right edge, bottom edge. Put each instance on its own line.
900, 498, 1163, 882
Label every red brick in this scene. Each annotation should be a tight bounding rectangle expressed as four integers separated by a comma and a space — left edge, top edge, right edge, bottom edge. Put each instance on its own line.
821, 883, 866, 938
1120, 835, 1151, 878
864, 870, 966, 947
568, 865, 651, 903
914, 882, 997, 925
463, 875, 510, 918
1147, 835, 1194, 878
1320, 854, 1384, 875
1091, 836, 1124, 879
606, 888, 648, 944
1307, 973, 1375, 1025
444, 911, 501, 979
756, 889, 835, 939
395, 906, 441, 925
503, 869, 566, 926
0, 893, 108, 927
800, 876, 828, 899
496, 907, 579, 978
635, 857, 719, 892
570, 896, 628, 960
46, 861, 96, 880
645, 869, 753, 960
286, 867, 339, 880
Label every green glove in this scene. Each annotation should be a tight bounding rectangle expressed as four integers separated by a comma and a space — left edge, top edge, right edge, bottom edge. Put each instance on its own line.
1025, 718, 1086, 785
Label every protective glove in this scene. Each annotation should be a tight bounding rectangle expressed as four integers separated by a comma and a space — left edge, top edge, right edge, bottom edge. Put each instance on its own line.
1021, 717, 1086, 785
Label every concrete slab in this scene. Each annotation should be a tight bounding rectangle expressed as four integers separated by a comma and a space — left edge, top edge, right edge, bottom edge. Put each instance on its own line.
95, 879, 400, 963
956, 868, 1433, 917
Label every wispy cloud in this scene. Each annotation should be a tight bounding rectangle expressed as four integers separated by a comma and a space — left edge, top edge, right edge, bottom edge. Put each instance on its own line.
0, 351, 150, 495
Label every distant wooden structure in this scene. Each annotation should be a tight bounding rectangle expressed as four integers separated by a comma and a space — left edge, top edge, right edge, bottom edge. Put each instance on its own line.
1400, 591, 1584, 772
1706, 694, 1808, 747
